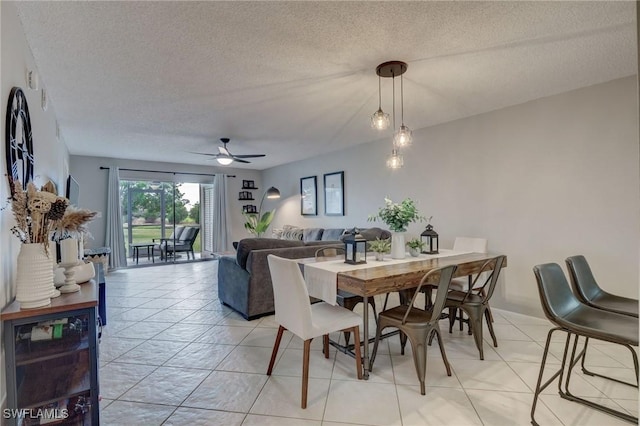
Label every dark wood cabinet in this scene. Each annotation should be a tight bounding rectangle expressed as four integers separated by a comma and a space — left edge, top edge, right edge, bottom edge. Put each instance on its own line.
2, 281, 100, 425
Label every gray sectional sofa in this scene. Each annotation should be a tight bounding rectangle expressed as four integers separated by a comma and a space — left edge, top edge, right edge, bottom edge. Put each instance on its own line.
217, 227, 391, 319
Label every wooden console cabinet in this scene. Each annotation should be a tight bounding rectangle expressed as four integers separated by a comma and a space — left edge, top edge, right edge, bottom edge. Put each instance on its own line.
2, 281, 100, 425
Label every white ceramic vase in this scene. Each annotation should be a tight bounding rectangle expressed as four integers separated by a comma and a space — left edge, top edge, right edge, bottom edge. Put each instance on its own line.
409, 248, 421, 257
15, 243, 54, 309
391, 232, 406, 259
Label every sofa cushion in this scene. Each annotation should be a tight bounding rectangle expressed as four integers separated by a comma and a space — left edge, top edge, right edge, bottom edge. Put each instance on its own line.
321, 228, 346, 241
236, 238, 304, 269
303, 228, 324, 242
359, 227, 392, 241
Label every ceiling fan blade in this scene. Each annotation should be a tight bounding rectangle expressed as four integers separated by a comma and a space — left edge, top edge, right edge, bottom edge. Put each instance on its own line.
189, 151, 218, 156
232, 154, 266, 158
232, 158, 251, 163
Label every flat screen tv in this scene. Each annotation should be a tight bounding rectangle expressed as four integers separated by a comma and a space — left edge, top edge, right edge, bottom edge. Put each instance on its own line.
66, 175, 80, 206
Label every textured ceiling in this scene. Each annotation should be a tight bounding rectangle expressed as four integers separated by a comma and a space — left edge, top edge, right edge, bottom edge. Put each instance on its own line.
14, 1, 637, 170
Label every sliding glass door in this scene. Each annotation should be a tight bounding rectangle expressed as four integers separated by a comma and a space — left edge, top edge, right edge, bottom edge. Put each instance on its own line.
120, 180, 201, 264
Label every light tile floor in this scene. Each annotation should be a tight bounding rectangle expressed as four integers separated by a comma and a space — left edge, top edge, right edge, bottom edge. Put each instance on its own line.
99, 261, 638, 425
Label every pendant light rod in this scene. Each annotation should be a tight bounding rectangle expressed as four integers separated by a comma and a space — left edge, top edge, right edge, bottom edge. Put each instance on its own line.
378, 74, 382, 108
400, 73, 405, 124
392, 70, 396, 131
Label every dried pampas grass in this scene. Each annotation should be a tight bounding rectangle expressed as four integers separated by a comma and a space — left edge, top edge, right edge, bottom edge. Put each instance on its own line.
6, 180, 98, 249
54, 207, 99, 241
9, 181, 69, 249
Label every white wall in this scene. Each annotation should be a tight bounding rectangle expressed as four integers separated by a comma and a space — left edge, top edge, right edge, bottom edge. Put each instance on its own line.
263, 76, 639, 318
1, 1, 70, 410
69, 155, 263, 248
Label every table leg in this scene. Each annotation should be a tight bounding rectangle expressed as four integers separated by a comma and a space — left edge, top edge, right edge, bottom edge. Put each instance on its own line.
135, 247, 139, 265
362, 295, 370, 379
151, 245, 155, 263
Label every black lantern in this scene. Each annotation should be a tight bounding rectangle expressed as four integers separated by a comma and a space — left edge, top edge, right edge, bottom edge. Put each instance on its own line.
344, 228, 367, 265
420, 224, 439, 254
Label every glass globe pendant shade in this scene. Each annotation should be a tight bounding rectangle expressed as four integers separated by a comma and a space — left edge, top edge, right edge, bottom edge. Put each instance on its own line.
386, 149, 403, 169
371, 108, 390, 130
216, 156, 234, 165
393, 124, 413, 147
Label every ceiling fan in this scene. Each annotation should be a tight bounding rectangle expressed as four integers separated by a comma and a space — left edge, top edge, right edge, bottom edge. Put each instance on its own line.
191, 138, 266, 165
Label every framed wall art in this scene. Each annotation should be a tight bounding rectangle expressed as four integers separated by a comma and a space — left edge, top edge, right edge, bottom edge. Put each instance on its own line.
300, 175, 317, 216
324, 171, 344, 216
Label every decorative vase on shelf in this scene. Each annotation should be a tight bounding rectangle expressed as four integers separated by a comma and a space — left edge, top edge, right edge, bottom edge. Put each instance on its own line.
409, 248, 420, 257
391, 232, 406, 259
374, 252, 385, 261
15, 243, 54, 309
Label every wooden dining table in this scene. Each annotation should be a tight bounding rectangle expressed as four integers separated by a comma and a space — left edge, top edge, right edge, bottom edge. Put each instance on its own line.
301, 251, 507, 379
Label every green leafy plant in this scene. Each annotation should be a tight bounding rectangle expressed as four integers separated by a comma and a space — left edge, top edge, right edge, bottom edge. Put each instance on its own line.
406, 238, 425, 250
243, 210, 275, 237
369, 238, 391, 253
368, 197, 425, 232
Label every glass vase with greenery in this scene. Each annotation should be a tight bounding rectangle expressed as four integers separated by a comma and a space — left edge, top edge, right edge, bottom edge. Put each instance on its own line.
368, 197, 424, 232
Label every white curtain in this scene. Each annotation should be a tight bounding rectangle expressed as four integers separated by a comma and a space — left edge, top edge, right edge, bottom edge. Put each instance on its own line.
212, 174, 232, 252
105, 167, 127, 268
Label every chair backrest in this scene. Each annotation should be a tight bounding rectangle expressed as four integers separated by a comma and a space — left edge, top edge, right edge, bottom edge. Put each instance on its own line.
468, 255, 506, 303
267, 255, 313, 337
533, 263, 581, 323
404, 264, 457, 324
315, 247, 345, 261
177, 227, 196, 242
188, 227, 200, 244
453, 237, 488, 253
565, 255, 602, 304
168, 225, 185, 241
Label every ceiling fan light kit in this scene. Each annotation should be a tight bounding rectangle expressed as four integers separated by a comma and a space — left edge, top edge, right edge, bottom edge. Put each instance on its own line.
216, 157, 234, 165
372, 60, 412, 169
192, 137, 266, 166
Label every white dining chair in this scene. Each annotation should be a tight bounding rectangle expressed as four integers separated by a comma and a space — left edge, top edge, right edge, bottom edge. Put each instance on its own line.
449, 237, 488, 290
266, 254, 363, 409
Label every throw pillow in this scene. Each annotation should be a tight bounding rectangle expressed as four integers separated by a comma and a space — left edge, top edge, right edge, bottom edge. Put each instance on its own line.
280, 228, 304, 240
272, 228, 284, 239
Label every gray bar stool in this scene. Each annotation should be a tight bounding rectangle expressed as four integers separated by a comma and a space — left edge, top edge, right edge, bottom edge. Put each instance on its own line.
565, 255, 639, 385
531, 263, 638, 425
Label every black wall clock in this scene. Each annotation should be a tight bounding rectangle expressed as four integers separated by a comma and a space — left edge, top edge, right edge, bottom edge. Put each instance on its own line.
5, 87, 34, 196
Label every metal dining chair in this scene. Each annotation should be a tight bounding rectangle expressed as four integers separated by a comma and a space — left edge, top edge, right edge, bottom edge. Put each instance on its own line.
370, 264, 457, 395
422, 237, 490, 330
315, 247, 378, 347
531, 263, 638, 425
266, 255, 363, 409
443, 255, 505, 360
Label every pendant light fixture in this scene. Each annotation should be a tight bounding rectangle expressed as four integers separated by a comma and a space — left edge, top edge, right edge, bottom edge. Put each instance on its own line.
393, 72, 412, 147
386, 148, 403, 169
370, 74, 390, 130
373, 61, 411, 169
